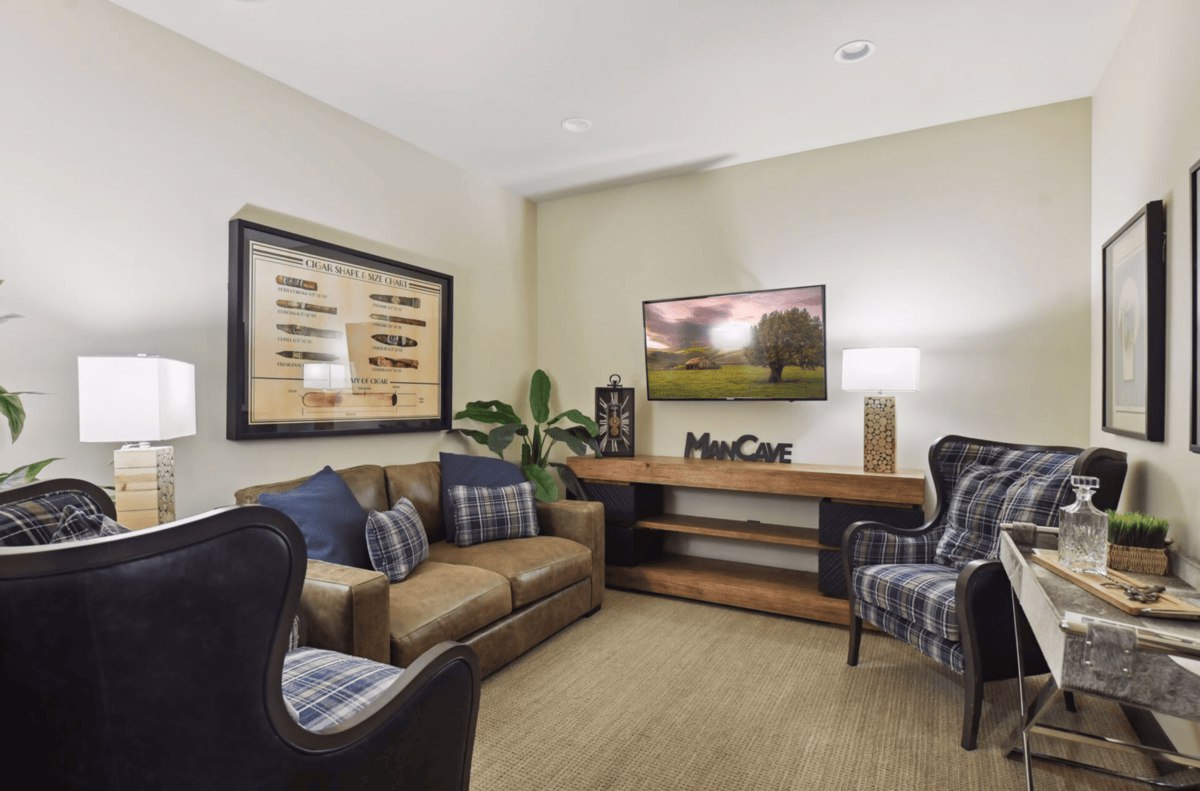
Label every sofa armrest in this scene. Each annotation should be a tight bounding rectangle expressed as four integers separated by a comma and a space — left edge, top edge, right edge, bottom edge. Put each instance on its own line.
537, 500, 604, 610
301, 559, 391, 664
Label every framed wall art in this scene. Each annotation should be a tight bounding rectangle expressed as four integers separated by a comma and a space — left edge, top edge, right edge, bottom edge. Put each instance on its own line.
1102, 200, 1166, 442
1191, 161, 1200, 452
227, 220, 453, 439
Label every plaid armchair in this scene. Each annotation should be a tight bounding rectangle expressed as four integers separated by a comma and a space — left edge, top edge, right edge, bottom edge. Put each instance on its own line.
0, 479, 480, 790
843, 436, 1127, 750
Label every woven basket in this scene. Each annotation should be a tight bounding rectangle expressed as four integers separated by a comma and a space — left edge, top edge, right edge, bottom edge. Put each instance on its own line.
1107, 543, 1169, 575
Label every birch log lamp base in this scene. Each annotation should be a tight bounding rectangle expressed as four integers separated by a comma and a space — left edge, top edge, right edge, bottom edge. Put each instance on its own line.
77, 355, 196, 529
841, 347, 920, 474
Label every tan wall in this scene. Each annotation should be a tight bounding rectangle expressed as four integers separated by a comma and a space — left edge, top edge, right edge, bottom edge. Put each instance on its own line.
537, 100, 1094, 569
0, 0, 536, 514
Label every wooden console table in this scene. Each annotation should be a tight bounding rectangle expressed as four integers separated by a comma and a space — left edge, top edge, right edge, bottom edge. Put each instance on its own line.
564, 455, 925, 626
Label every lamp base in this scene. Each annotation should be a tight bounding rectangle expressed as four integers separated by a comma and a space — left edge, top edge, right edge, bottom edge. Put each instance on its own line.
113, 445, 175, 528
863, 395, 896, 474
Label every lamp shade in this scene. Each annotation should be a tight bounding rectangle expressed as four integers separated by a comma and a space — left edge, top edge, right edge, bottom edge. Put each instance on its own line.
841, 347, 921, 393
78, 356, 196, 443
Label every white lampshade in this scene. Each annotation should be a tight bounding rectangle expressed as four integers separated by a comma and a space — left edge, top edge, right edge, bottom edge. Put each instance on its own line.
78, 355, 196, 443
841, 347, 921, 393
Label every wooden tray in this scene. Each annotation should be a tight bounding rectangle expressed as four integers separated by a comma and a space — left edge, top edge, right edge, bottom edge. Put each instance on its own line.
1028, 549, 1200, 620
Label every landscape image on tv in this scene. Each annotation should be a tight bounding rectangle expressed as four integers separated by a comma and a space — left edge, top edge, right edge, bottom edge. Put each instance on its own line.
643, 285, 826, 401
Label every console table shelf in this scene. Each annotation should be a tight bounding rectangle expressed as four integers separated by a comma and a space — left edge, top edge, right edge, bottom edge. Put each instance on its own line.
565, 454, 925, 626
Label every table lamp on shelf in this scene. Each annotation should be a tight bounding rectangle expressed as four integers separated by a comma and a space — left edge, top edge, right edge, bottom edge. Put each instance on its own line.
78, 355, 196, 528
841, 347, 920, 474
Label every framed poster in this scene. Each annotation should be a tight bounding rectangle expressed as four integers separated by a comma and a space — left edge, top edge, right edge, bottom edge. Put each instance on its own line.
227, 220, 453, 439
1191, 161, 1200, 452
1102, 200, 1166, 441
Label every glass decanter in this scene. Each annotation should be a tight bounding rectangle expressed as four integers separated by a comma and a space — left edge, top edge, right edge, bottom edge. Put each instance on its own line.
1058, 475, 1108, 575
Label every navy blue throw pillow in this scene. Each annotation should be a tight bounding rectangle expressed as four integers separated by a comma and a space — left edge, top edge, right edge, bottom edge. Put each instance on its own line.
259, 466, 371, 569
439, 452, 526, 543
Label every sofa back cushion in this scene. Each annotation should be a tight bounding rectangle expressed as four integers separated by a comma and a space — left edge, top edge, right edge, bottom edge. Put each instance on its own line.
235, 465, 389, 513
438, 453, 526, 544
383, 462, 444, 542
258, 467, 373, 570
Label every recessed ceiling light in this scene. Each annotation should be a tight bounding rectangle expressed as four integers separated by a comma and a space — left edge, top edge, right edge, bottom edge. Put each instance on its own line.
834, 40, 875, 63
561, 118, 592, 133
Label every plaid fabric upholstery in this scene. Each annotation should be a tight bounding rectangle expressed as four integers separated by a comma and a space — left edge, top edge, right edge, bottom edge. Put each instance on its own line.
848, 527, 940, 568
933, 441, 1077, 504
0, 490, 104, 547
857, 600, 965, 673
49, 505, 129, 544
448, 481, 539, 548
365, 497, 429, 582
998, 470, 1074, 528
281, 647, 403, 733
934, 466, 1024, 569
852, 563, 961, 641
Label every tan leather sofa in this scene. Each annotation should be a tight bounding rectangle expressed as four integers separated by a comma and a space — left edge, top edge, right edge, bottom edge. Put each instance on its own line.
235, 462, 604, 677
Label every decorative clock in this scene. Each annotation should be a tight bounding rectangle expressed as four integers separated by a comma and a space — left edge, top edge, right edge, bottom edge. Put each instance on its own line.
595, 374, 635, 457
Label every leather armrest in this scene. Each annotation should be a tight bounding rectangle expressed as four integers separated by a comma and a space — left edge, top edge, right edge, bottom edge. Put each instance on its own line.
537, 499, 604, 609
301, 559, 391, 663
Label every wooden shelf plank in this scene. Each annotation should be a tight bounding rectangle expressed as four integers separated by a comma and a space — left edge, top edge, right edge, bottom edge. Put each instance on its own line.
636, 513, 834, 550
606, 554, 854, 626
567, 454, 924, 506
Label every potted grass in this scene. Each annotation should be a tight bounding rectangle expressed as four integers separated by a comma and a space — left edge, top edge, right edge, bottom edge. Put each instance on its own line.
1106, 510, 1170, 575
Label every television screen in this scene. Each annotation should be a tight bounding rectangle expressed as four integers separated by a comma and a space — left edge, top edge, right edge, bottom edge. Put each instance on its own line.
643, 285, 827, 401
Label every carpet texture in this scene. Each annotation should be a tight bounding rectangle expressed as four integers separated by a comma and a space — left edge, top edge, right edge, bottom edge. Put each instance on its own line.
474, 590, 1158, 790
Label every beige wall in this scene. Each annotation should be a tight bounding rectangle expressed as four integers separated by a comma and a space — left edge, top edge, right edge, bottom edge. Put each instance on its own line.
538, 100, 1093, 568
1091, 0, 1200, 569
0, 0, 536, 515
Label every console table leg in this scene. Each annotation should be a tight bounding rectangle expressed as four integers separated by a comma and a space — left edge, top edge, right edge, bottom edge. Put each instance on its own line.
1012, 587, 1036, 791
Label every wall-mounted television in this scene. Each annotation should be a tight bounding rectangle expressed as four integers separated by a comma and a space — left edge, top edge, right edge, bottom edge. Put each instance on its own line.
642, 285, 827, 401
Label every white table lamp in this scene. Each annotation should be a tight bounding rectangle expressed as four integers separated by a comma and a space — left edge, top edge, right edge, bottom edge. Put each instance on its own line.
842, 347, 920, 474
78, 355, 196, 528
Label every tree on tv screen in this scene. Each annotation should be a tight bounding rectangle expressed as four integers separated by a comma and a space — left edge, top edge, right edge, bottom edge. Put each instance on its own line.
747, 308, 824, 383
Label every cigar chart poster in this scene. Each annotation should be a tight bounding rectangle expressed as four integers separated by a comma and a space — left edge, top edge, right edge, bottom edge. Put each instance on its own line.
228, 221, 453, 439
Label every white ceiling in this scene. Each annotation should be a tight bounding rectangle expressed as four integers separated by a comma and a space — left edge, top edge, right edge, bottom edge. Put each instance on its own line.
109, 0, 1137, 201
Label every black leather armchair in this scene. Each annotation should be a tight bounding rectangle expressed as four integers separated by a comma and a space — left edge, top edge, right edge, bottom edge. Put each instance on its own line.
843, 436, 1127, 751
0, 479, 480, 790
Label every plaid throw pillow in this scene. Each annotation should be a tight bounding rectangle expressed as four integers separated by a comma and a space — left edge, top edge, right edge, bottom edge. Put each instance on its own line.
998, 471, 1073, 528
935, 465, 1024, 569
50, 505, 130, 544
365, 497, 429, 582
448, 481, 539, 548
0, 491, 104, 546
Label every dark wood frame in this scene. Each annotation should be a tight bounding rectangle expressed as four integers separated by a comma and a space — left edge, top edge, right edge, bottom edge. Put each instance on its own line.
1102, 201, 1167, 441
227, 220, 453, 440
843, 435, 1128, 751
1191, 161, 1200, 452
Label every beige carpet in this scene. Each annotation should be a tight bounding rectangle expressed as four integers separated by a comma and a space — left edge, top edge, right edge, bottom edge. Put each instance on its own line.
473, 590, 1157, 790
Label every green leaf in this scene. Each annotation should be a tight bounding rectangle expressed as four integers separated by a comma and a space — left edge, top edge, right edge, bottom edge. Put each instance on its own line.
531, 424, 542, 460
453, 401, 522, 425
0, 457, 61, 486
529, 369, 551, 424
548, 408, 599, 435
520, 443, 532, 468
522, 463, 559, 503
452, 428, 491, 446
487, 423, 527, 457
563, 425, 602, 456
0, 387, 27, 443
546, 426, 588, 456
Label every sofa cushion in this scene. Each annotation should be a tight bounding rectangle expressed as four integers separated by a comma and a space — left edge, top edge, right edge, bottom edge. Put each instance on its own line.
428, 535, 591, 610
852, 563, 961, 641
384, 461, 444, 542
387, 560, 512, 667
281, 646, 402, 733
934, 465, 1025, 569
998, 470, 1074, 528
448, 481, 539, 547
258, 466, 372, 570
235, 464, 389, 513
365, 498, 429, 582
856, 600, 965, 674
0, 490, 104, 547
439, 452, 525, 543
50, 505, 130, 543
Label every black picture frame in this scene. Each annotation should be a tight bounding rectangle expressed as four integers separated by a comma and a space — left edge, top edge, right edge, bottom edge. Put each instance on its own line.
1102, 201, 1166, 441
1191, 161, 1200, 452
227, 220, 453, 440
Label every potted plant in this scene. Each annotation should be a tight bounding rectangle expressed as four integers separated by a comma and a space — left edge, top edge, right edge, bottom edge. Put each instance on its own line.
453, 369, 600, 502
1106, 510, 1170, 575
0, 281, 59, 487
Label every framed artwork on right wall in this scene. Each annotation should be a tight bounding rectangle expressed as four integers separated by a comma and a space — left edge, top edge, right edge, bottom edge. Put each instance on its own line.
1191, 161, 1200, 452
1102, 200, 1166, 441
